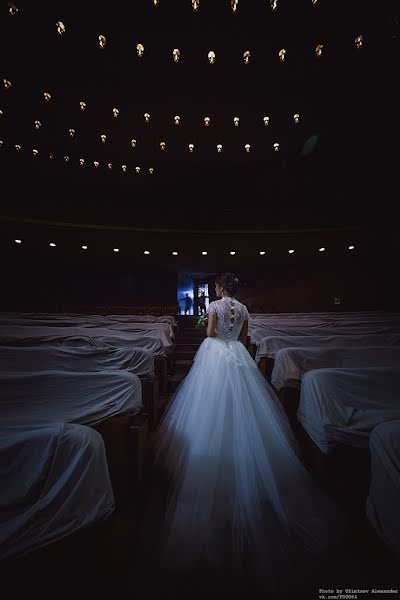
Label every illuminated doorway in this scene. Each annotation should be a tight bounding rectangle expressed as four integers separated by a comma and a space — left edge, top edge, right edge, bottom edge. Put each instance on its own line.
196, 283, 209, 315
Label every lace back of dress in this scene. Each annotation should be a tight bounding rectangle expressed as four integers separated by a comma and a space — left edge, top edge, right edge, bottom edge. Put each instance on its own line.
211, 297, 248, 341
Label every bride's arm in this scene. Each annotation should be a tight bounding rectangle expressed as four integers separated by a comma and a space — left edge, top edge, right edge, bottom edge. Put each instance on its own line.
206, 312, 217, 337
238, 319, 248, 345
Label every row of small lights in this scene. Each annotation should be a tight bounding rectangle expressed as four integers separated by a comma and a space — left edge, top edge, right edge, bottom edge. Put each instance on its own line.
4, 6, 365, 63
1, 140, 288, 156
0, 99, 303, 128
13, 240, 356, 254
6, 1, 321, 18
0, 144, 156, 172
152, 0, 320, 12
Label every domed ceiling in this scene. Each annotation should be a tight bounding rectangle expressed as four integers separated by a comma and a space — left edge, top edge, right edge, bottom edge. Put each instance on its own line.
0, 0, 398, 230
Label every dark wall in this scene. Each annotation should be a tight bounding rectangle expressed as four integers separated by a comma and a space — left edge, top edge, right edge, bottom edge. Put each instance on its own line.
237, 258, 396, 313
1, 261, 178, 311
1, 221, 398, 313
2, 254, 397, 314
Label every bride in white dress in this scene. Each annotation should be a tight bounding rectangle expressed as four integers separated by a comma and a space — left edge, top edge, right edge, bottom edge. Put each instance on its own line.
154, 273, 348, 597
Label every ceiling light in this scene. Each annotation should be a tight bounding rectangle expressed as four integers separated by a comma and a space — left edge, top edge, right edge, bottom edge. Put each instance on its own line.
113, 248, 119, 253
259, 251, 266, 255
8, 3, 18, 16
243, 50, 250, 64
348, 245, 355, 250
56, 21, 65, 35
136, 43, 144, 57
79, 101, 87, 111
230, 251, 236, 255
172, 48, 180, 63
319, 247, 325, 252
288, 249, 295, 254
49, 242, 56, 247
172, 251, 178, 256
82, 245, 88, 250
144, 250, 150, 255
201, 251, 207, 255
15, 239, 22, 244
355, 35, 364, 49
99, 35, 106, 49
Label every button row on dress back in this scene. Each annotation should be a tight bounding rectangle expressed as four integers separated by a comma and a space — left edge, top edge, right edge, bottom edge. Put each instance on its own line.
229, 299, 235, 329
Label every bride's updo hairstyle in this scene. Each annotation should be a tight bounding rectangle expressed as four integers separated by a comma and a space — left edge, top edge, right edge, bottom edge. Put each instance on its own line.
215, 272, 240, 296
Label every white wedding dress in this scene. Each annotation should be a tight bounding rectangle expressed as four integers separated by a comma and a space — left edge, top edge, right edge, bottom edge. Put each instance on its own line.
154, 297, 347, 596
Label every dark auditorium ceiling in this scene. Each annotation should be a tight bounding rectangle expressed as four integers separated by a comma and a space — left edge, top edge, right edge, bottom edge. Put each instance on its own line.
0, 0, 398, 231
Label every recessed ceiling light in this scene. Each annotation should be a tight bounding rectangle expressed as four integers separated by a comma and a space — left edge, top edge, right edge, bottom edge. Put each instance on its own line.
288, 249, 295, 254
348, 245, 355, 250
49, 242, 56, 247
319, 247, 325, 252
230, 251, 236, 255
82, 245, 88, 250
15, 239, 22, 244
113, 248, 119, 253
144, 250, 150, 255
201, 251, 207, 255
172, 251, 178, 256
259, 250, 266, 255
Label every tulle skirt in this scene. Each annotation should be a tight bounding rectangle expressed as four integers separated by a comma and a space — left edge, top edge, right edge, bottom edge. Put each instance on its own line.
153, 337, 347, 596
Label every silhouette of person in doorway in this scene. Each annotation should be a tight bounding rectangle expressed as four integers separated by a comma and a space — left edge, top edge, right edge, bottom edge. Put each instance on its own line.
198, 292, 207, 315
183, 293, 193, 315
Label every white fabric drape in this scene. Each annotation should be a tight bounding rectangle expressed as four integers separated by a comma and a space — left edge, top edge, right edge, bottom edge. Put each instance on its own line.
255, 333, 400, 363
0, 422, 114, 559
271, 346, 400, 391
297, 367, 400, 454
366, 420, 400, 559
0, 345, 154, 377
0, 369, 142, 427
